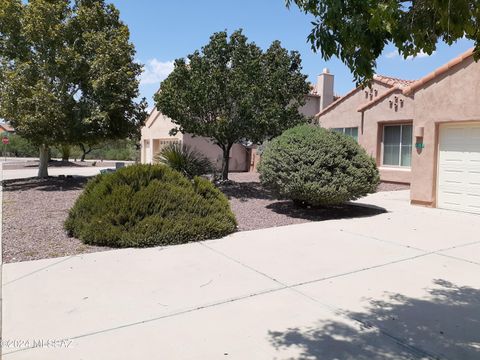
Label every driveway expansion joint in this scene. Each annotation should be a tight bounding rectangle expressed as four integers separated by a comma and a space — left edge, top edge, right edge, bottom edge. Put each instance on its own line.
199, 241, 444, 360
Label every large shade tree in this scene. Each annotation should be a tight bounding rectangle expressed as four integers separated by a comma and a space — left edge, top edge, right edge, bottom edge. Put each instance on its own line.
286, 0, 480, 84
0, 0, 146, 177
155, 30, 310, 181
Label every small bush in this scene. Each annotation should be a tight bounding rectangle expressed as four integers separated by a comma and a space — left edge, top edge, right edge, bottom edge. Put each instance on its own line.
65, 164, 236, 247
259, 124, 380, 206
155, 143, 214, 178
5, 134, 38, 157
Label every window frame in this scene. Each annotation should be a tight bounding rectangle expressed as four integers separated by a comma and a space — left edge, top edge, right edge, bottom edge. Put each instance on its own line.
381, 124, 413, 168
332, 127, 359, 142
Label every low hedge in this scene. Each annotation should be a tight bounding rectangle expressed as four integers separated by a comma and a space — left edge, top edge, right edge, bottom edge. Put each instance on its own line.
65, 164, 236, 247
259, 124, 380, 206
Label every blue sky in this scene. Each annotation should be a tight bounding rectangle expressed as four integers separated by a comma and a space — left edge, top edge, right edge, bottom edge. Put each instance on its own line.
111, 0, 474, 108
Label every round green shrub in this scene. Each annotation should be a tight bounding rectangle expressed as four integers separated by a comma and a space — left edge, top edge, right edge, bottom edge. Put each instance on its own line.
259, 124, 380, 206
65, 164, 237, 247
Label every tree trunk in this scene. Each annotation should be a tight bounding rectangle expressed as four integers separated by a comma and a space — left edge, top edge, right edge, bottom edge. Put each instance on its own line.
61, 144, 70, 162
38, 144, 49, 178
79, 143, 91, 162
220, 145, 231, 181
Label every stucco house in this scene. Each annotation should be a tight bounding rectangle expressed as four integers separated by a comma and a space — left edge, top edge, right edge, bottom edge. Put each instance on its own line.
140, 70, 334, 171
0, 122, 14, 134
140, 108, 250, 171
316, 48, 480, 214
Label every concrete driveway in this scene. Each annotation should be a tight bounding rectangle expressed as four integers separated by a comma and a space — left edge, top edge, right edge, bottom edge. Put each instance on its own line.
3, 190, 480, 359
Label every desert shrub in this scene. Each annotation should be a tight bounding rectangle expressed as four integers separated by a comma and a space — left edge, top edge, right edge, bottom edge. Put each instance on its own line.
50, 139, 139, 161
65, 164, 236, 247
5, 134, 38, 157
259, 124, 379, 206
155, 143, 214, 178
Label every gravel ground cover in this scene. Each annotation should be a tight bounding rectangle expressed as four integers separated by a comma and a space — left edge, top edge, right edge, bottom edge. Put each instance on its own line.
221, 173, 403, 231
2, 177, 110, 263
2, 172, 408, 263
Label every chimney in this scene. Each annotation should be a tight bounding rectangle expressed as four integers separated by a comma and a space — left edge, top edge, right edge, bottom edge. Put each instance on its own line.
316, 68, 334, 111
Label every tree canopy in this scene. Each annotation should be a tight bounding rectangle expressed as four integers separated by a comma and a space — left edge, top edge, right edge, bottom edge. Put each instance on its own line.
0, 0, 146, 176
155, 30, 310, 180
286, 0, 480, 84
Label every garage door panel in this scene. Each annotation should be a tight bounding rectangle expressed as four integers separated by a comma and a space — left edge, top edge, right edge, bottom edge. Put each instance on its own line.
438, 124, 480, 214
440, 169, 467, 185
466, 168, 480, 186
440, 127, 465, 141
439, 191, 464, 210
439, 148, 468, 163
466, 194, 480, 212
469, 127, 480, 140
468, 153, 480, 163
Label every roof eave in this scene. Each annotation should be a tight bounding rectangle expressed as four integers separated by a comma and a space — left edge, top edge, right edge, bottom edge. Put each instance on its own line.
403, 48, 474, 95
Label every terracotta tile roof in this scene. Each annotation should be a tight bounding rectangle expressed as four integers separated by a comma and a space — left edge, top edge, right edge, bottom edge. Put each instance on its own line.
373, 74, 416, 89
403, 48, 474, 95
315, 73, 415, 118
315, 75, 410, 118
0, 123, 14, 132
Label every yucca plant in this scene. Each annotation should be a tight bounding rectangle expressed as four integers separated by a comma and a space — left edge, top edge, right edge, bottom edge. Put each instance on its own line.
155, 143, 214, 179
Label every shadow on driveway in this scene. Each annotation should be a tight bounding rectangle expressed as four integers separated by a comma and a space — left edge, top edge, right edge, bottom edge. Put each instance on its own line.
266, 201, 386, 222
269, 279, 480, 359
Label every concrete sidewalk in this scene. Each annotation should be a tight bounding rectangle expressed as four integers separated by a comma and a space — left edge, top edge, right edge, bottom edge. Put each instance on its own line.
3, 190, 480, 359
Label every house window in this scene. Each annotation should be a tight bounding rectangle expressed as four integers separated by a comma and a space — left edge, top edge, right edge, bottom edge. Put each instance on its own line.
382, 124, 412, 167
332, 127, 359, 141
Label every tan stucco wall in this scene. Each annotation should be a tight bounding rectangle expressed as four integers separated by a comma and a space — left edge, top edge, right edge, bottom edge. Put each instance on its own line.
318, 82, 390, 131
318, 81, 415, 183
140, 108, 183, 163
140, 109, 248, 172
362, 91, 415, 184
141, 108, 181, 142
410, 57, 480, 206
300, 96, 321, 118
183, 134, 248, 172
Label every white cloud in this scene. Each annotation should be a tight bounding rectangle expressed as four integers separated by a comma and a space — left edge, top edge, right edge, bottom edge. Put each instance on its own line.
406, 50, 436, 60
140, 59, 175, 85
385, 49, 436, 60
385, 50, 399, 59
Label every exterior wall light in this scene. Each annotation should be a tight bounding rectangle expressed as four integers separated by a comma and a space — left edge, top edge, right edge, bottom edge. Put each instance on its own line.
415, 126, 425, 150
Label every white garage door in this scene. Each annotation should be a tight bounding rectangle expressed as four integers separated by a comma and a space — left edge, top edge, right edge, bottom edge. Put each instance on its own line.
438, 124, 480, 214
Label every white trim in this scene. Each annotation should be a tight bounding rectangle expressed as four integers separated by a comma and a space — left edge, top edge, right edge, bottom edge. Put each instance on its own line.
378, 166, 411, 172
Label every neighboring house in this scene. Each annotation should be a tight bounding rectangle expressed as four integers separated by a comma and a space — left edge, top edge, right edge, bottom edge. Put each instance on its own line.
317, 48, 480, 214
140, 107, 250, 171
317, 73, 416, 183
0, 123, 15, 134
140, 69, 334, 171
